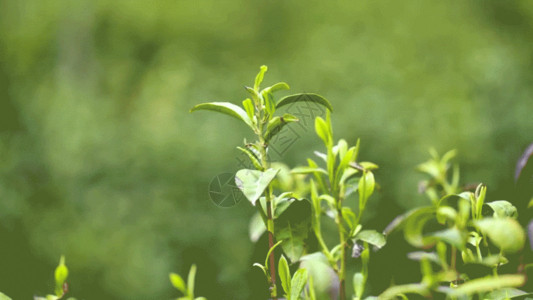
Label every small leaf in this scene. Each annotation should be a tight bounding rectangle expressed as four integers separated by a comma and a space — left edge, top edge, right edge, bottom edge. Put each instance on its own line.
484, 200, 518, 219
341, 207, 357, 232
263, 90, 276, 116
447, 274, 525, 297
264, 114, 299, 142
242, 98, 255, 121
358, 171, 375, 208
54, 256, 68, 297
190, 102, 253, 128
236, 146, 263, 170
187, 265, 197, 298
355, 230, 386, 249
314, 117, 330, 146
290, 269, 308, 300
407, 252, 441, 265
235, 169, 280, 205
249, 212, 266, 242
359, 162, 379, 171
428, 227, 465, 250
278, 256, 291, 295
252, 263, 267, 277
254, 65, 268, 91
290, 166, 328, 175
353, 272, 364, 298
474, 218, 525, 253
264, 82, 290, 94
276, 93, 333, 112
169, 273, 187, 294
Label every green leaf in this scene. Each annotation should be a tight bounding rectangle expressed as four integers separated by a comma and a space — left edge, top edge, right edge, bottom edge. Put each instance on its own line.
484, 288, 529, 299
353, 272, 364, 298
276, 93, 333, 112
265, 240, 283, 270
358, 171, 375, 209
314, 117, 330, 146
484, 200, 518, 219
236, 146, 263, 170
474, 218, 525, 253
291, 166, 328, 175
275, 198, 312, 262
278, 256, 291, 295
378, 283, 429, 300
290, 269, 308, 300
54, 256, 68, 297
0, 292, 12, 300
190, 102, 253, 128
403, 207, 436, 248
264, 114, 299, 142
187, 264, 197, 298
341, 207, 357, 232
252, 263, 267, 277
235, 169, 280, 205
428, 227, 465, 250
263, 90, 276, 116
242, 98, 255, 121
407, 252, 441, 265
254, 65, 268, 90
249, 212, 266, 242
355, 230, 386, 249
264, 82, 290, 94
169, 273, 187, 294
447, 274, 525, 297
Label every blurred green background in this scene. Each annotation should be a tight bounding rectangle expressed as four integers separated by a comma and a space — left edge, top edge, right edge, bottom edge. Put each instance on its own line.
1, 1, 533, 299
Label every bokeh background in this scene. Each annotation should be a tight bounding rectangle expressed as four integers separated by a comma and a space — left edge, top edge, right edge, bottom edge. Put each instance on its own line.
1, 1, 533, 299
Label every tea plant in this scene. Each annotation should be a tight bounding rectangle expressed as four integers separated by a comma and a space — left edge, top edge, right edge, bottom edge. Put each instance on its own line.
291, 111, 384, 300
379, 150, 529, 299
189, 66, 533, 299
169, 265, 206, 300
191, 65, 332, 298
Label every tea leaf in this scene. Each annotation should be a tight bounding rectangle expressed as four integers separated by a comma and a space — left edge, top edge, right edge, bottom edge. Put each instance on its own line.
447, 274, 525, 297
264, 114, 299, 142
54, 256, 68, 297
262, 82, 290, 94
190, 102, 253, 129
254, 65, 268, 91
236, 146, 263, 170
187, 264, 197, 297
355, 230, 386, 249
484, 200, 518, 219
428, 227, 465, 250
235, 169, 280, 205
314, 117, 330, 146
249, 212, 266, 242
276, 93, 333, 112
474, 218, 525, 253
278, 255, 291, 295
242, 98, 255, 121
169, 273, 187, 294
290, 268, 308, 300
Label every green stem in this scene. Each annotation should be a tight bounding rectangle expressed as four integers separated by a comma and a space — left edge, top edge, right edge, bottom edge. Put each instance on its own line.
336, 202, 347, 300
258, 133, 277, 299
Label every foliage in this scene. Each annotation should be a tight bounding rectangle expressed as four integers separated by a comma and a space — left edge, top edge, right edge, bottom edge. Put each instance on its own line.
188, 66, 533, 299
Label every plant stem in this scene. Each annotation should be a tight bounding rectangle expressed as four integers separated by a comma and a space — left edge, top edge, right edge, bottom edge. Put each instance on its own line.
258, 134, 277, 299
336, 204, 346, 300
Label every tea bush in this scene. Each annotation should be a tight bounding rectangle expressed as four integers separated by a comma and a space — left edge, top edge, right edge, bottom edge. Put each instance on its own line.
2, 66, 532, 300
